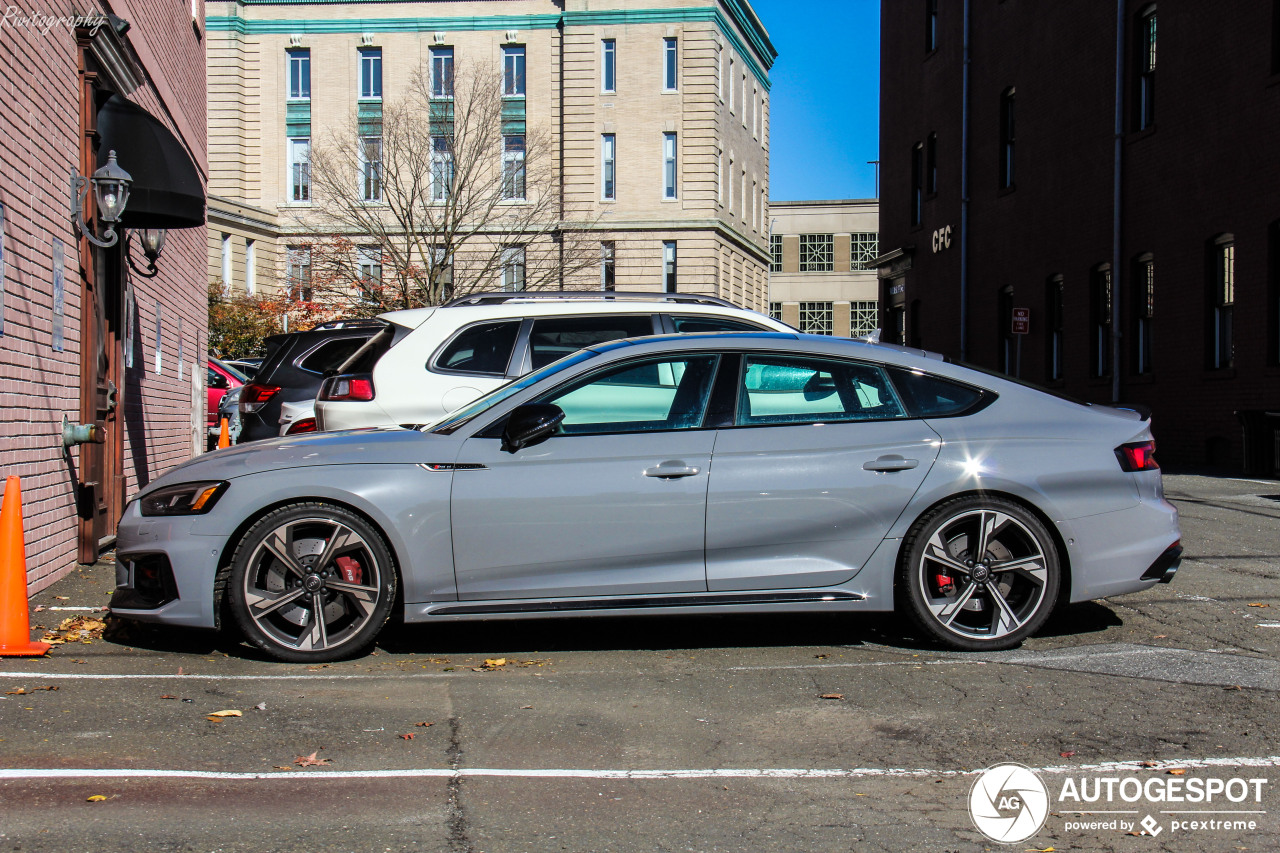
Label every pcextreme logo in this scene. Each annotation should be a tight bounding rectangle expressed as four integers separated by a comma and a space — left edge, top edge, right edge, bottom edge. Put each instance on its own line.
969, 763, 1051, 843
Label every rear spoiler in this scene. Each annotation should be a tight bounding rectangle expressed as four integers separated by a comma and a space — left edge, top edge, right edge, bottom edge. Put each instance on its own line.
1108, 402, 1152, 421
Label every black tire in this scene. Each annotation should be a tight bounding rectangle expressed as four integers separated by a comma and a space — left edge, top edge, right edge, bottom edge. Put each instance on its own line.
898, 495, 1060, 651
227, 502, 397, 662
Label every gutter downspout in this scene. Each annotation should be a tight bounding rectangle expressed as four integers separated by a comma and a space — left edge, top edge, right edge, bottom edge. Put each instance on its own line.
1111, 0, 1125, 403
959, 0, 972, 362
557, 14, 566, 289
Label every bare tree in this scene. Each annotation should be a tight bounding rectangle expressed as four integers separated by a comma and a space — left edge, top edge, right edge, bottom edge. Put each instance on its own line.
299, 59, 599, 314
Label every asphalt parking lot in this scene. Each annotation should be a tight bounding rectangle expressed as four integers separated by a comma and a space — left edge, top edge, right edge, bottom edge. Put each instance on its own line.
1, 473, 1278, 852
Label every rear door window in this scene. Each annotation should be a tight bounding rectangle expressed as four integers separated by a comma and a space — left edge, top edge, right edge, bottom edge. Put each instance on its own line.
434, 321, 521, 376
669, 314, 770, 333
737, 354, 906, 425
527, 315, 656, 370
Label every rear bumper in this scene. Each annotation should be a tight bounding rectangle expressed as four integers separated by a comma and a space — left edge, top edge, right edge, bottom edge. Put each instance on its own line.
1140, 542, 1183, 583
1060, 497, 1181, 602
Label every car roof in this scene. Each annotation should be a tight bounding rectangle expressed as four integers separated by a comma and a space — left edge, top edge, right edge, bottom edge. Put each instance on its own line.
378, 292, 787, 331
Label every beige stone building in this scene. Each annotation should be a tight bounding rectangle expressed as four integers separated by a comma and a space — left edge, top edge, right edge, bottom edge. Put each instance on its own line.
206, 0, 775, 309
768, 199, 880, 337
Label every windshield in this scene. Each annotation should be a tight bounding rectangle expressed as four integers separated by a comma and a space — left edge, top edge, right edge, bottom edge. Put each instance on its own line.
428, 349, 598, 435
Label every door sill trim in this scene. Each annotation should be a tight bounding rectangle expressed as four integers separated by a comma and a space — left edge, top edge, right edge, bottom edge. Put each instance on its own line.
427, 590, 865, 617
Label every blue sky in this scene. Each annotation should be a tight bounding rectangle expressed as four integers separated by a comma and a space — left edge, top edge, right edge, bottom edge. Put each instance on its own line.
750, 0, 881, 202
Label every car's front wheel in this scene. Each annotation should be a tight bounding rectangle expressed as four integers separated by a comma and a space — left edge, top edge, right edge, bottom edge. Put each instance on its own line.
227, 502, 397, 662
899, 496, 1060, 651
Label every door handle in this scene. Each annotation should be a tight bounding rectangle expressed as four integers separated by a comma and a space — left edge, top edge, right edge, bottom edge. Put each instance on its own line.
863, 455, 919, 472
644, 460, 701, 479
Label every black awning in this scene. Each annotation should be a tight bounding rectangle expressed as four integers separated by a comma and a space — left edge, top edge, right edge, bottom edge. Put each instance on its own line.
96, 94, 205, 229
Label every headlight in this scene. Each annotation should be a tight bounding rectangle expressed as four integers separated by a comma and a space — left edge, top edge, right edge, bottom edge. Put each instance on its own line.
138, 481, 229, 516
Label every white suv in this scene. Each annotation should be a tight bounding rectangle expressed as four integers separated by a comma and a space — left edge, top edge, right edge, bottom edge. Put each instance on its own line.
314, 291, 795, 431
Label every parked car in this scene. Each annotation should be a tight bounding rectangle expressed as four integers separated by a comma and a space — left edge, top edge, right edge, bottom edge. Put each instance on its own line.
113, 331, 1181, 663
206, 357, 247, 433
222, 358, 263, 380
314, 291, 794, 431
237, 320, 384, 442
215, 385, 244, 444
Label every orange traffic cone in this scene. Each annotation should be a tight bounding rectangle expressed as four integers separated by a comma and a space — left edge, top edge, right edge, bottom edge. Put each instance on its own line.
217, 417, 231, 449
0, 476, 51, 656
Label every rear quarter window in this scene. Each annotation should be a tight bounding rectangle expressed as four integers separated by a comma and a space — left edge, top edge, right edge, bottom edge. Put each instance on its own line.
297, 336, 373, 375
528, 315, 655, 370
888, 366, 990, 417
435, 321, 521, 375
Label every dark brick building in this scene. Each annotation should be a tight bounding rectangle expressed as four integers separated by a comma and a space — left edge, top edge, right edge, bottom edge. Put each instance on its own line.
875, 1, 1280, 474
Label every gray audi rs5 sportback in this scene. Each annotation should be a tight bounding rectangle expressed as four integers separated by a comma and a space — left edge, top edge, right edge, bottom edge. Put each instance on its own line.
112, 332, 1181, 662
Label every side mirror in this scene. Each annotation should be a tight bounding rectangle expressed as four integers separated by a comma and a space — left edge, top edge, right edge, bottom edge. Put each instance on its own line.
209, 373, 230, 390
501, 403, 565, 453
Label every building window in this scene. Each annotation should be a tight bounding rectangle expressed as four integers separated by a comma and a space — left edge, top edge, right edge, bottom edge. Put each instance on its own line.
770, 235, 783, 272
1212, 237, 1234, 369
926, 132, 938, 195
663, 241, 677, 292
357, 246, 382, 302
1134, 256, 1154, 374
601, 134, 616, 200
769, 302, 782, 322
663, 37, 678, 91
602, 39, 616, 93
998, 286, 1015, 375
288, 137, 311, 202
359, 48, 382, 100
728, 55, 735, 112
245, 239, 256, 295
1046, 275, 1064, 381
850, 232, 879, 270
716, 151, 723, 205
663, 132, 677, 199
851, 301, 878, 337
799, 302, 833, 335
1092, 264, 1112, 378
431, 136, 453, 201
288, 49, 310, 100
600, 241, 616, 290
799, 234, 834, 272
221, 233, 232, 294
1136, 7, 1157, 130
431, 47, 454, 98
503, 45, 526, 97
359, 136, 382, 202
910, 142, 923, 226
999, 87, 1016, 189
502, 245, 525, 291
502, 135, 526, 200
287, 247, 312, 301
925, 0, 939, 52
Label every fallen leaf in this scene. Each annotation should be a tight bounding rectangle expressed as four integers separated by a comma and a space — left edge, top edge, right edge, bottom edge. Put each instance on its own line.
272, 765, 294, 771
1026, 848, 1055, 852
1167, 768, 1187, 776
819, 693, 844, 700
5, 686, 58, 695
814, 654, 829, 659
1153, 635, 1168, 639
54, 596, 69, 600
1138, 761, 1159, 768
294, 751, 332, 767
1248, 603, 1270, 608
254, 702, 267, 711
160, 695, 178, 700
414, 721, 434, 727
85, 794, 108, 802
1127, 830, 1144, 836
1060, 751, 1077, 758
520, 705, 533, 710
399, 733, 414, 740
207, 709, 242, 717
33, 605, 45, 612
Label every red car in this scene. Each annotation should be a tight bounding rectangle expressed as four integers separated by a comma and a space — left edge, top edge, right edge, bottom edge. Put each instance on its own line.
207, 357, 248, 430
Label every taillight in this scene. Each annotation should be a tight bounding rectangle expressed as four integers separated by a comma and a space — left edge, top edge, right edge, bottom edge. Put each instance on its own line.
319, 374, 375, 402
285, 417, 317, 435
1116, 440, 1159, 472
239, 383, 281, 414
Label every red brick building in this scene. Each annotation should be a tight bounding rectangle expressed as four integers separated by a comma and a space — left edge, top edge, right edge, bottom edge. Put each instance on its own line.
0, 2, 208, 589
875, 1, 1280, 474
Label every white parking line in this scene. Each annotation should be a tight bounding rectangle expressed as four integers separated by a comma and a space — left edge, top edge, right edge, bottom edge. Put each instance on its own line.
0, 671, 456, 680
2, 756, 1279, 782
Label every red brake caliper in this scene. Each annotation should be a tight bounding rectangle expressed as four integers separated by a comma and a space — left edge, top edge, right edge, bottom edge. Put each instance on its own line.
335, 556, 363, 584
934, 572, 955, 595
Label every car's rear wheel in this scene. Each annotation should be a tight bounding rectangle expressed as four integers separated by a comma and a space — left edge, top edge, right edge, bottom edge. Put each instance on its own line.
227, 502, 396, 662
899, 496, 1060, 651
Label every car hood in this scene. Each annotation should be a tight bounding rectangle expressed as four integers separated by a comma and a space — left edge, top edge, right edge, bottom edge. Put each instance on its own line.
140, 427, 457, 494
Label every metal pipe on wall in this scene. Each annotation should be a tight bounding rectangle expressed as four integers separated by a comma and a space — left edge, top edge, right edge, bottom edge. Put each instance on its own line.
959, 0, 972, 362
1111, 0, 1126, 402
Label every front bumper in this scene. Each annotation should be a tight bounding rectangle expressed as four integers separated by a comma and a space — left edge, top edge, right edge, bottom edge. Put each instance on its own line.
110, 501, 224, 629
